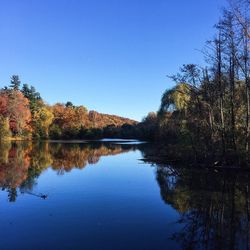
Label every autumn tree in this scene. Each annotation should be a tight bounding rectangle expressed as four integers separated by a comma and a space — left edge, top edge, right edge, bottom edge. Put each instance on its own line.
0, 90, 32, 136
51, 103, 88, 138
32, 104, 54, 138
0, 116, 11, 140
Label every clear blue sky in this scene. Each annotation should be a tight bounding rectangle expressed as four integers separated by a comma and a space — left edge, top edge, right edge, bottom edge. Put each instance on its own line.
0, 0, 227, 121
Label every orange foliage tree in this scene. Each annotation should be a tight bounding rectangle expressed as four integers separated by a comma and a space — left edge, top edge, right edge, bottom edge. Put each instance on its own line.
0, 90, 32, 136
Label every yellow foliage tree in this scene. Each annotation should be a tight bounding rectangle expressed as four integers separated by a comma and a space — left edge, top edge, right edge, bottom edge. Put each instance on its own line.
33, 105, 54, 138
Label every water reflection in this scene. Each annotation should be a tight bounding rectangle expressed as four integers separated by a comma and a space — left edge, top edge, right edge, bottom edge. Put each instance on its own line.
137, 143, 250, 249
0, 141, 136, 202
1, 141, 250, 249
152, 163, 250, 249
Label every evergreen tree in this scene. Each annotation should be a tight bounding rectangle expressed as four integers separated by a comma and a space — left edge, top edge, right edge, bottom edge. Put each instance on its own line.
21, 84, 41, 113
10, 75, 21, 90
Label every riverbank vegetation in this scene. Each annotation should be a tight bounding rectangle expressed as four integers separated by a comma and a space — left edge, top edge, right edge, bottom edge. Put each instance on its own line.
0, 75, 137, 140
139, 0, 250, 165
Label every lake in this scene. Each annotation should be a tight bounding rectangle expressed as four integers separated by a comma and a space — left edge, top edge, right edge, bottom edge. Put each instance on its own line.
0, 141, 249, 249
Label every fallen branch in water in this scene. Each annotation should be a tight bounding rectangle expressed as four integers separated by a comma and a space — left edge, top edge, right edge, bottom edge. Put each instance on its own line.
20, 191, 48, 199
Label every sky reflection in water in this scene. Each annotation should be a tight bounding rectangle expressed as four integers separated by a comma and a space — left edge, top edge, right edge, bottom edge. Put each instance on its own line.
0, 142, 179, 250
0, 141, 249, 249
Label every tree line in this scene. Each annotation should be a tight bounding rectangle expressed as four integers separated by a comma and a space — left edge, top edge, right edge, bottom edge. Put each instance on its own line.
0, 75, 137, 140
139, 0, 250, 163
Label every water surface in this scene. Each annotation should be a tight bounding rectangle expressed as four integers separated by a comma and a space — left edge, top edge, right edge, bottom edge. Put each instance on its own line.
0, 141, 249, 249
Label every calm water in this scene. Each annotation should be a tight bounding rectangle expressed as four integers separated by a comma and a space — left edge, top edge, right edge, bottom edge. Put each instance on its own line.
0, 141, 249, 249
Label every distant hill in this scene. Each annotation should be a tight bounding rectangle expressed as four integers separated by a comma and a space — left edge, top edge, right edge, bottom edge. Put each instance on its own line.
88, 110, 138, 128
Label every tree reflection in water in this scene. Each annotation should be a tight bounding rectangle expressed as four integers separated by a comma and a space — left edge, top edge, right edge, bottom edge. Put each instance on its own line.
0, 141, 136, 202
137, 141, 250, 249
2, 141, 250, 249
154, 163, 250, 250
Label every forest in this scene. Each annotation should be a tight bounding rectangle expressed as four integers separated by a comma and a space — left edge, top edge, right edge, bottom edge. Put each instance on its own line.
139, 0, 250, 165
0, 0, 250, 165
0, 75, 137, 140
